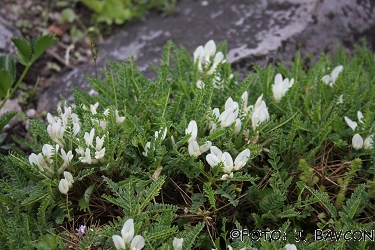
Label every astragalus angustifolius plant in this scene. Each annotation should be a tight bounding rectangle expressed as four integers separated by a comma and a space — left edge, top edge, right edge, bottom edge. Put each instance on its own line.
1, 40, 375, 250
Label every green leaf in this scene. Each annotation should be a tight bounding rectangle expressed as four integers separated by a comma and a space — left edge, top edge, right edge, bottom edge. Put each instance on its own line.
60, 8, 76, 23
0, 54, 16, 80
80, 0, 105, 13
203, 182, 216, 209
0, 132, 7, 144
32, 34, 58, 62
79, 183, 96, 212
0, 69, 14, 98
11, 38, 32, 65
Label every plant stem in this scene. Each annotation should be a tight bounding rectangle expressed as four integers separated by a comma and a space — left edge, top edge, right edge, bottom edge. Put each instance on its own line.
0, 63, 31, 110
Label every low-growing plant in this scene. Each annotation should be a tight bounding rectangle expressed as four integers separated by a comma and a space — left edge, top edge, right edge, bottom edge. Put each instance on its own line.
1, 39, 375, 250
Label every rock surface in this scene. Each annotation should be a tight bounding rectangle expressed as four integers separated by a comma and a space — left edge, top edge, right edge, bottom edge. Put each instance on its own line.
0, 9, 21, 54
37, 0, 375, 113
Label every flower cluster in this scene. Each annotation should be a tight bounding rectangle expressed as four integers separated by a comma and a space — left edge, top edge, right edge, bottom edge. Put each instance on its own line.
29, 144, 73, 177
194, 40, 227, 89
206, 146, 250, 180
185, 120, 211, 157
47, 105, 81, 148
209, 97, 241, 134
58, 171, 74, 195
194, 40, 226, 75
345, 111, 373, 150
112, 219, 145, 250
83, 102, 125, 129
76, 128, 106, 164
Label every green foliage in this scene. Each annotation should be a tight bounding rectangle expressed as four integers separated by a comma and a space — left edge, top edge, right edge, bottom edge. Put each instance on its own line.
0, 34, 58, 109
80, 0, 176, 25
1, 39, 375, 249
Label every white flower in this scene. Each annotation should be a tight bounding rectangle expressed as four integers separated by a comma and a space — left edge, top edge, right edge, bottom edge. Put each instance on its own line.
272, 73, 294, 102
112, 219, 144, 250
115, 110, 125, 125
61, 106, 72, 127
188, 141, 201, 157
142, 142, 151, 157
352, 134, 364, 150
103, 109, 110, 116
173, 237, 183, 250
251, 98, 270, 130
73, 122, 81, 136
90, 102, 99, 115
207, 52, 225, 75
98, 120, 108, 130
285, 244, 297, 250
29, 153, 47, 172
357, 111, 364, 124
47, 119, 65, 147
322, 65, 343, 87
222, 152, 234, 174
225, 98, 239, 116
203, 40, 216, 63
95, 136, 105, 151
121, 219, 135, 244
95, 148, 105, 160
234, 118, 241, 135
254, 94, 263, 109
47, 113, 57, 125
63, 171, 74, 188
221, 172, 233, 180
75, 146, 85, 156
59, 179, 69, 195
112, 235, 125, 250
79, 148, 92, 164
199, 141, 212, 154
186, 120, 198, 143
219, 108, 236, 127
364, 135, 373, 149
241, 91, 250, 113
206, 152, 221, 167
233, 148, 250, 171
197, 80, 205, 89
193, 45, 205, 71
130, 235, 145, 250
210, 146, 223, 159
337, 94, 343, 104
344, 116, 357, 131
84, 128, 95, 147
155, 128, 167, 140
61, 148, 73, 167
42, 144, 55, 163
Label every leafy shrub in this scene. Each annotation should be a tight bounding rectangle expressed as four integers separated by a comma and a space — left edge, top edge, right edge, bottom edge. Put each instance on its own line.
1, 40, 375, 249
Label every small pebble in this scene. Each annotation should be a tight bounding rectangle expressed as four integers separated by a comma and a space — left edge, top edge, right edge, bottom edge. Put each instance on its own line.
25, 109, 36, 118
201, 1, 209, 6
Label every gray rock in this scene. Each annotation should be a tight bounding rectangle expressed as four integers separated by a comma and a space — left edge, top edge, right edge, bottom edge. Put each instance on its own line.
0, 9, 21, 54
37, 0, 375, 114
